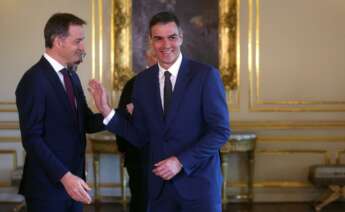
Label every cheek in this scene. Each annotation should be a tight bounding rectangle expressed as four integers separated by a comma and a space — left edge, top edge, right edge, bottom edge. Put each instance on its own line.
152, 43, 161, 51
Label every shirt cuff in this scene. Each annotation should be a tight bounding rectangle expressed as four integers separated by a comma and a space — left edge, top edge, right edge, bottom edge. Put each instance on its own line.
103, 109, 115, 125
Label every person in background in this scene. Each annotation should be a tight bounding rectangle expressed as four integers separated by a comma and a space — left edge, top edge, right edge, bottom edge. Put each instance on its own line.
16, 13, 104, 212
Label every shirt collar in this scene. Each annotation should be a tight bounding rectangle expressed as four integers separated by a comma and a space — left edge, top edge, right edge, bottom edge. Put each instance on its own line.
158, 53, 182, 78
43, 53, 66, 73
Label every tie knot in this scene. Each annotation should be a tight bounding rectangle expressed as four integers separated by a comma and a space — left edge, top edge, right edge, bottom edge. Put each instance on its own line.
60, 68, 71, 76
164, 71, 171, 78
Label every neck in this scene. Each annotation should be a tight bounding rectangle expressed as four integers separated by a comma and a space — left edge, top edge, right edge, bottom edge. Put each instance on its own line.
45, 48, 67, 66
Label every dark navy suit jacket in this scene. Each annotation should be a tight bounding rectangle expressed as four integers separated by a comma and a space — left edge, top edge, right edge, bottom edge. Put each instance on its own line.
16, 57, 104, 199
106, 58, 231, 202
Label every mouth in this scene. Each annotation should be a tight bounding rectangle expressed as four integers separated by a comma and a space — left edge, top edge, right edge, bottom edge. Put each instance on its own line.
75, 52, 86, 64
160, 49, 173, 56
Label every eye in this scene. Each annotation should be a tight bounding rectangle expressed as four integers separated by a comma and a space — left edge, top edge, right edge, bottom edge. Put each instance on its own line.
75, 38, 84, 45
152, 36, 163, 42
168, 35, 178, 41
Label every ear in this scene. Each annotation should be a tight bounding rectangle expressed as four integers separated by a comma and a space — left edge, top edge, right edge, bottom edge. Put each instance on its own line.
54, 35, 65, 48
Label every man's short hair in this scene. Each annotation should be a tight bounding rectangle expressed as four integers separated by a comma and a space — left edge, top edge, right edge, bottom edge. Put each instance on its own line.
44, 13, 86, 48
149, 11, 180, 35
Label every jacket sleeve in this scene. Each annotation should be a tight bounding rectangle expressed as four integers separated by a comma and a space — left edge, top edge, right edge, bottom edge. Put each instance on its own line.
16, 73, 68, 183
106, 78, 148, 149
177, 68, 231, 175
115, 77, 135, 153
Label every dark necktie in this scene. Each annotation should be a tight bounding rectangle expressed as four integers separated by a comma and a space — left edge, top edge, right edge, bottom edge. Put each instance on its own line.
164, 71, 172, 115
60, 68, 76, 112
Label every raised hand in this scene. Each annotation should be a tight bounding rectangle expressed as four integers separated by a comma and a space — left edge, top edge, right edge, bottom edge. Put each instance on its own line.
153, 156, 183, 180
60, 172, 92, 204
88, 80, 112, 117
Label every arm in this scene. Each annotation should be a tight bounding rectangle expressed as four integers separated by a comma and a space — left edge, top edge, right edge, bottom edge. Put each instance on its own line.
16, 74, 68, 183
177, 68, 231, 175
115, 78, 135, 153
88, 80, 148, 148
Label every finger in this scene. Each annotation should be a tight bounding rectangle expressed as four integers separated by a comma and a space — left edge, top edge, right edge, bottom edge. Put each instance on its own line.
154, 160, 166, 167
160, 171, 173, 180
152, 165, 166, 174
87, 87, 94, 95
81, 180, 92, 191
78, 187, 91, 204
162, 173, 172, 180
88, 80, 97, 88
70, 189, 83, 203
153, 167, 170, 177
160, 170, 172, 178
153, 167, 164, 176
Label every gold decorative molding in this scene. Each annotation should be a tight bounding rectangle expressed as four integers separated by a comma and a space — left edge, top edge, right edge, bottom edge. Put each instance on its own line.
228, 181, 312, 188
91, 0, 96, 79
336, 150, 345, 164
0, 182, 11, 187
97, 0, 104, 82
0, 137, 21, 143
221, 0, 241, 110
112, 0, 133, 90
0, 121, 19, 129
0, 101, 17, 112
219, 0, 238, 90
248, 0, 345, 112
256, 149, 331, 164
258, 136, 345, 143
91, 0, 105, 82
232, 120, 345, 130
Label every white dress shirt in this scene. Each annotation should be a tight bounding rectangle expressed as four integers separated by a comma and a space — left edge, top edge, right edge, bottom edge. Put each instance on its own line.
157, 53, 182, 109
44, 53, 77, 108
43, 53, 67, 89
103, 53, 183, 125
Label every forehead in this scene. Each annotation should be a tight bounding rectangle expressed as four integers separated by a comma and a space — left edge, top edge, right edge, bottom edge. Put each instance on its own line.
150, 22, 180, 36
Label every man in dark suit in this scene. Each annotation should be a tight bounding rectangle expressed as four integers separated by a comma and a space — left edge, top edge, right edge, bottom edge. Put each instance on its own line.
16, 13, 104, 212
89, 11, 230, 212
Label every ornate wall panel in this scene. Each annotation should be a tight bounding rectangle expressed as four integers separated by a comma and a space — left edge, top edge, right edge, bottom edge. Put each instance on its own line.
248, 0, 345, 111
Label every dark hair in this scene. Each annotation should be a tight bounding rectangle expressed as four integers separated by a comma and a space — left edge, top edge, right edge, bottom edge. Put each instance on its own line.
149, 11, 180, 35
44, 13, 86, 48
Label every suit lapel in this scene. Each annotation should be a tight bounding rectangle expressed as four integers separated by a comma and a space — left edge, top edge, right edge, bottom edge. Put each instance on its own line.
150, 65, 165, 122
69, 71, 83, 128
40, 57, 77, 118
165, 58, 193, 127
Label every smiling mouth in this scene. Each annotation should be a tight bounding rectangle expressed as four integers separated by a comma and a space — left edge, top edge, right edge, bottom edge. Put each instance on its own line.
160, 50, 173, 56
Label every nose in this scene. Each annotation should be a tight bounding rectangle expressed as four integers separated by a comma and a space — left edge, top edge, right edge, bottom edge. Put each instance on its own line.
161, 38, 171, 48
79, 41, 85, 52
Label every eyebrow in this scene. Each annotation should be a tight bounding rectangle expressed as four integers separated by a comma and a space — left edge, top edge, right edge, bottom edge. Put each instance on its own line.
152, 33, 178, 39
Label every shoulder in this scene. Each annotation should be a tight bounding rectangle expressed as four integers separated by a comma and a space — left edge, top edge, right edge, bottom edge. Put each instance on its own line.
134, 65, 157, 85
16, 59, 47, 93
184, 58, 220, 79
